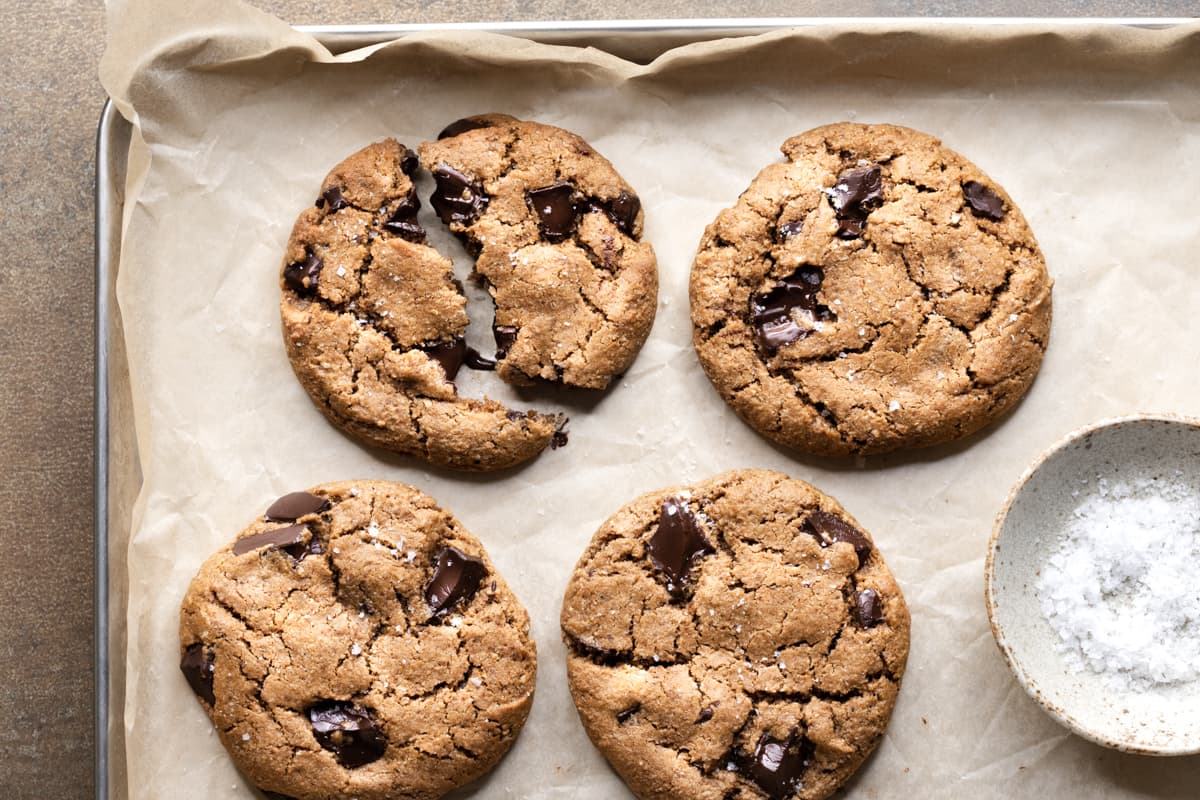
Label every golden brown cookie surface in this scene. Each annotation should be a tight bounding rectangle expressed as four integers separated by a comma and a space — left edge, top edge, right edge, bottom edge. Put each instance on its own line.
691, 122, 1052, 456
179, 481, 536, 800
561, 469, 910, 800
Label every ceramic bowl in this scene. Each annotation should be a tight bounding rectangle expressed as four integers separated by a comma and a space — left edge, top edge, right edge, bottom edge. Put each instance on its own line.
986, 413, 1200, 755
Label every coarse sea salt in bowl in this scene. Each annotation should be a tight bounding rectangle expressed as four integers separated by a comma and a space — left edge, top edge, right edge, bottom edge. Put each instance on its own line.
986, 414, 1200, 755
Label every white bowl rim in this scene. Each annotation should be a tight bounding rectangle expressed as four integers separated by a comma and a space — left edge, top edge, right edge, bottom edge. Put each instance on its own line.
985, 411, 1200, 756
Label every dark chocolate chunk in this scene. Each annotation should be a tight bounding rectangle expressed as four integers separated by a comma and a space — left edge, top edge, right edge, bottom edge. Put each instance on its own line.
399, 145, 419, 175
283, 250, 323, 295
265, 491, 330, 522
750, 265, 836, 352
383, 191, 426, 242
599, 191, 640, 236
696, 705, 716, 724
802, 510, 872, 564
505, 410, 527, 421
307, 701, 387, 768
776, 220, 804, 242
322, 186, 349, 212
616, 705, 640, 724
551, 423, 569, 450
180, 643, 216, 705
854, 589, 884, 628
828, 166, 884, 239
437, 116, 498, 140
232, 524, 309, 557
527, 183, 578, 241
493, 325, 518, 359
647, 497, 713, 597
431, 165, 489, 227
420, 340, 468, 381
734, 732, 814, 800
963, 180, 1006, 221
426, 546, 488, 619
463, 347, 496, 370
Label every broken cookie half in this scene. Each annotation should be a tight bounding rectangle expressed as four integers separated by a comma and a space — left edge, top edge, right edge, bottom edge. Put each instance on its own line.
280, 126, 655, 471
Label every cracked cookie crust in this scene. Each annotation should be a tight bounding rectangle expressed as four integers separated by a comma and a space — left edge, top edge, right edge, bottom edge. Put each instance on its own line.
690, 122, 1052, 457
281, 139, 564, 471
419, 114, 658, 390
561, 469, 909, 800
179, 481, 537, 800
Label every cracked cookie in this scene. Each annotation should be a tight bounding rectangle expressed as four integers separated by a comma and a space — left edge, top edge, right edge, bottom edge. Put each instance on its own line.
419, 113, 658, 389
690, 122, 1052, 456
280, 139, 565, 471
179, 480, 537, 800
561, 469, 909, 800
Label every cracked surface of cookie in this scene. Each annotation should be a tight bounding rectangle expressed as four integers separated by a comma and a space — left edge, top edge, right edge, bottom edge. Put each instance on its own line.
561, 469, 909, 800
179, 481, 536, 800
690, 122, 1052, 456
419, 114, 658, 389
280, 139, 563, 471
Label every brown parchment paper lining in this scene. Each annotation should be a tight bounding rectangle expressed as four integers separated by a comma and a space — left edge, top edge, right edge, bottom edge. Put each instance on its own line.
101, 1, 1200, 797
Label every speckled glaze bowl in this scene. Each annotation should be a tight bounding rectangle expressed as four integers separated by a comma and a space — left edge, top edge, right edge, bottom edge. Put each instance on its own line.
986, 414, 1200, 755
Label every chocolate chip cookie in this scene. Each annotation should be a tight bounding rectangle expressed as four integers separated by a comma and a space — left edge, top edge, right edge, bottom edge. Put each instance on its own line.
179, 481, 537, 800
419, 114, 658, 389
691, 122, 1052, 456
561, 469, 909, 800
280, 139, 564, 471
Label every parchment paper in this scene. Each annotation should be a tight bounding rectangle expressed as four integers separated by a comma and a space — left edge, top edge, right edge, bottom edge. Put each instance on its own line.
100, 2, 1200, 797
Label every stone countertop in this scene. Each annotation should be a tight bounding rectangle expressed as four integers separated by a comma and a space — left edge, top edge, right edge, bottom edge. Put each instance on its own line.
0, 1, 1191, 797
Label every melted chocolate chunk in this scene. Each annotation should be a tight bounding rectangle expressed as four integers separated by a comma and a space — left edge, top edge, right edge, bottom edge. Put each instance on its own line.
828, 166, 883, 239
421, 340, 468, 381
232, 524, 309, 557
383, 192, 425, 242
322, 186, 349, 212
551, 423, 569, 450
426, 546, 489, 619
963, 180, 1006, 221
431, 165, 489, 227
265, 491, 330, 522
854, 589, 884, 628
696, 705, 716, 724
399, 146, 419, 175
776, 220, 804, 242
750, 265, 836, 352
283, 250, 323, 295
616, 705, 640, 724
735, 732, 814, 800
647, 497, 712, 597
464, 347, 497, 370
598, 191, 640, 236
527, 183, 578, 241
437, 116, 498, 140
493, 325, 518, 359
307, 701, 387, 768
801, 510, 872, 564
180, 643, 215, 705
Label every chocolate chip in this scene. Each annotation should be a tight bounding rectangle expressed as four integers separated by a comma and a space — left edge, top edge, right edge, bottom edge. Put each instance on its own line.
963, 180, 1006, 221
265, 491, 330, 522
431, 165, 489, 227
399, 145, 419, 175
527, 183, 578, 242
180, 643, 215, 705
750, 265, 836, 352
462, 347, 496, 370
420, 340, 468, 381
616, 705, 640, 724
802, 510, 871, 564
734, 732, 814, 800
647, 497, 712, 597
828, 166, 883, 239
437, 116, 498, 140
307, 701, 387, 768
854, 589, 884, 628
776, 220, 804, 242
283, 250, 323, 295
426, 546, 488, 619
232, 524, 310, 557
599, 191, 640, 236
493, 325, 518, 359
551, 424, 569, 450
696, 705, 716, 724
322, 186, 349, 211
383, 191, 426, 243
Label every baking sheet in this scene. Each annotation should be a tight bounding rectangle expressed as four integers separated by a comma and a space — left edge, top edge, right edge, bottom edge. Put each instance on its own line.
99, 1, 1200, 797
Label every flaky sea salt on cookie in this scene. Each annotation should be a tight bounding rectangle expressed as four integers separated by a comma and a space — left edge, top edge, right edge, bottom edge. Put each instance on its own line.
690, 122, 1052, 457
561, 469, 910, 800
179, 481, 536, 800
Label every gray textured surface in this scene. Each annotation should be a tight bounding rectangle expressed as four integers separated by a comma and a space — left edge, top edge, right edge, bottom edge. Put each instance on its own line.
0, 0, 1194, 796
